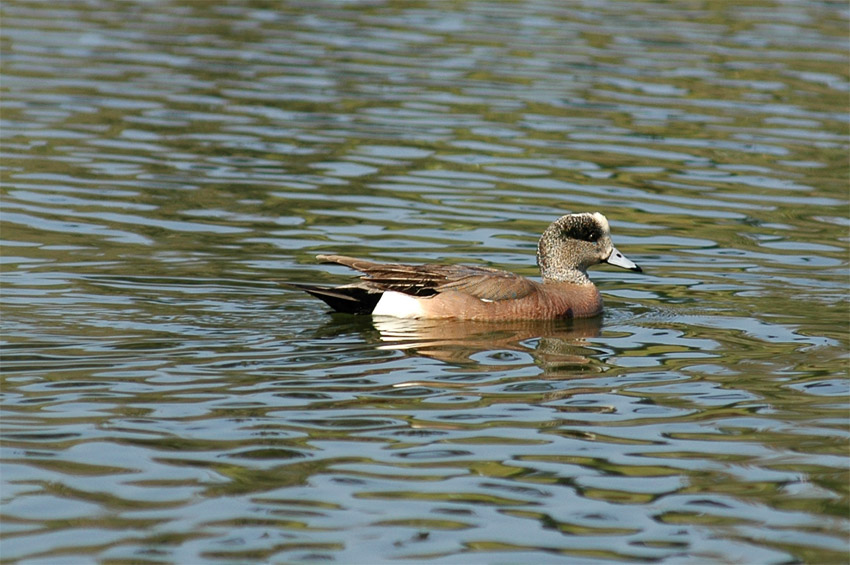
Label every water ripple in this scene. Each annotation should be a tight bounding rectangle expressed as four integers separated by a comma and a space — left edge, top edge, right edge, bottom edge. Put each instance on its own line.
2, 0, 847, 563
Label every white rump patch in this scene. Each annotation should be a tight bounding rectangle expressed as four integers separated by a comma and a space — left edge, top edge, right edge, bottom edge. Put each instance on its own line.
372, 291, 426, 318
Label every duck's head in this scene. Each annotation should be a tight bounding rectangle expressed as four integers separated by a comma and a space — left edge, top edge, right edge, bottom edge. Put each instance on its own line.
537, 212, 641, 284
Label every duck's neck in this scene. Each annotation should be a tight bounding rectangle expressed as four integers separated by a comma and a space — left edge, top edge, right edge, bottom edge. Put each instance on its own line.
540, 265, 593, 285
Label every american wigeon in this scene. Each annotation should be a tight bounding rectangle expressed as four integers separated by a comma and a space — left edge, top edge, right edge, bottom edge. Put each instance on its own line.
292, 212, 641, 320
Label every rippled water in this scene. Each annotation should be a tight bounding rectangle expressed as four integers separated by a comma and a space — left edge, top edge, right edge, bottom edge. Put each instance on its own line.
2, 1, 848, 563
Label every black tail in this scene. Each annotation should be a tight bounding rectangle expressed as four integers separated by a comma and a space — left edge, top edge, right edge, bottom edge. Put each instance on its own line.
289, 284, 382, 315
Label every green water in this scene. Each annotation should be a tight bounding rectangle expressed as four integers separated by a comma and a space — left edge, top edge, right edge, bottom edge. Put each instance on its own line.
1, 1, 848, 563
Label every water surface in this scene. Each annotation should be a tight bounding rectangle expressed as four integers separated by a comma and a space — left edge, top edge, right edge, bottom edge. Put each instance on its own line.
2, 1, 848, 563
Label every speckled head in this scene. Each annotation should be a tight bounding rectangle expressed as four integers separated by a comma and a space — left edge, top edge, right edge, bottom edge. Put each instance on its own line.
537, 212, 641, 284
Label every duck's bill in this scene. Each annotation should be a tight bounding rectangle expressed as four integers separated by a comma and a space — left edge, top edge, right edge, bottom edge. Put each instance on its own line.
606, 247, 642, 272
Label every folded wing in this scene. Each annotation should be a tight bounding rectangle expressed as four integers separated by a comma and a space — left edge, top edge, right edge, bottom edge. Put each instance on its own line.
317, 254, 537, 302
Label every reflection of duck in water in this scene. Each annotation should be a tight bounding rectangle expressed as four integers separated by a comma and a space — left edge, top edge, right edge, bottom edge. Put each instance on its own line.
371, 316, 604, 365
292, 213, 641, 321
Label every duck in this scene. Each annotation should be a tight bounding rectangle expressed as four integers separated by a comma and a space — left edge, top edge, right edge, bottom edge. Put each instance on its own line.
291, 212, 641, 320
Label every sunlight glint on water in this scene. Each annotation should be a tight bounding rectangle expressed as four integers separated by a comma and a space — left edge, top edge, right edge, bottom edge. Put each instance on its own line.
1, 1, 848, 563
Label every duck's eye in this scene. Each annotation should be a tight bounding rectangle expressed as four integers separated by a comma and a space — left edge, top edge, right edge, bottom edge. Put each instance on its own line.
564, 218, 602, 243
578, 228, 601, 243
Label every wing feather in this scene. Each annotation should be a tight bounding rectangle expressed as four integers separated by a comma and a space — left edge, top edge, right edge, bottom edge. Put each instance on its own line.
317, 254, 536, 302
